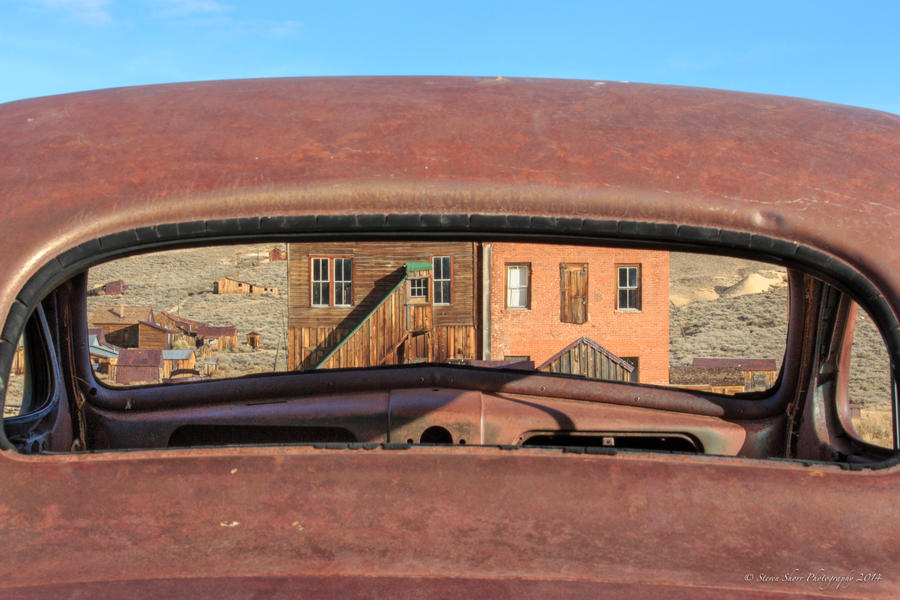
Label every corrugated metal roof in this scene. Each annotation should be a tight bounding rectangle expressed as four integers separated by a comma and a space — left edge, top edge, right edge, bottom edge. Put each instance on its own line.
199, 325, 236, 336
88, 335, 119, 359
691, 357, 777, 371
116, 348, 163, 367
162, 349, 194, 360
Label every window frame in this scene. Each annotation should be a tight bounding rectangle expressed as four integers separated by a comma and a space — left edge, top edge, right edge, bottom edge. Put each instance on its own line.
311, 256, 353, 307
505, 263, 531, 310
616, 264, 641, 311
432, 255, 452, 305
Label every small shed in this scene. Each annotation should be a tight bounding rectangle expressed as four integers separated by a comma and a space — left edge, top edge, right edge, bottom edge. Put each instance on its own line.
691, 358, 778, 391
246, 331, 261, 350
200, 358, 219, 376
113, 349, 163, 385
537, 336, 634, 382
199, 325, 238, 350
669, 366, 746, 395
162, 348, 196, 377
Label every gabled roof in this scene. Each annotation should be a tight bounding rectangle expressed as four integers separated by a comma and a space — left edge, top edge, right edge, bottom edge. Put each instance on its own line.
157, 311, 204, 333
90, 305, 153, 325
138, 320, 176, 334
537, 336, 634, 372
692, 357, 777, 371
88, 334, 119, 359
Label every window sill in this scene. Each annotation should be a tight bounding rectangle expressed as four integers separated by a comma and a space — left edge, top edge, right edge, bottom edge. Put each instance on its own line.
615, 308, 642, 313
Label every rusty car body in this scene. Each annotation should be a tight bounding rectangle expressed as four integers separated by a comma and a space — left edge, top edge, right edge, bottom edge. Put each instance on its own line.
1, 77, 898, 598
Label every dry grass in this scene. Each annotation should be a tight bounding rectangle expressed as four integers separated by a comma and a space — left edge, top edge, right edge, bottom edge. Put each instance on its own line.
853, 408, 893, 448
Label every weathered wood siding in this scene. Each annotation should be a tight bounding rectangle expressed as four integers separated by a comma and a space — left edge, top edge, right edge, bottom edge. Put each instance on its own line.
288, 326, 350, 371
315, 283, 409, 370
137, 322, 172, 350
541, 342, 632, 381
287, 241, 476, 329
102, 324, 138, 348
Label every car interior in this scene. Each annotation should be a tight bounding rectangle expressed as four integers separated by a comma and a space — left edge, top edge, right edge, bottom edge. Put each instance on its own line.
2, 223, 897, 467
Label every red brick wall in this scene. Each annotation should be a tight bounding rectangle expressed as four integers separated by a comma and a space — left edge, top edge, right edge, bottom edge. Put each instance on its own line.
489, 243, 670, 385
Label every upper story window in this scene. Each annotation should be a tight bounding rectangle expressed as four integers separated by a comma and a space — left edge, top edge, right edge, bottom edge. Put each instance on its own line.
560, 263, 588, 324
334, 258, 352, 306
409, 275, 428, 299
312, 257, 352, 307
506, 264, 530, 309
311, 258, 330, 307
433, 256, 451, 304
617, 265, 641, 310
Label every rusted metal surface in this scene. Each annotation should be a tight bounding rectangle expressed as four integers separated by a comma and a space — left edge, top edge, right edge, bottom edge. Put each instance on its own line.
0, 446, 896, 598
0, 78, 899, 325
1, 78, 899, 597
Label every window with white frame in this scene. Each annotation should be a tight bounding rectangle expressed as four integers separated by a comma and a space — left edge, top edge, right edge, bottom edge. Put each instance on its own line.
433, 256, 451, 304
506, 264, 530, 308
312, 257, 352, 307
409, 275, 428, 299
311, 258, 330, 306
334, 258, 352, 306
617, 265, 641, 310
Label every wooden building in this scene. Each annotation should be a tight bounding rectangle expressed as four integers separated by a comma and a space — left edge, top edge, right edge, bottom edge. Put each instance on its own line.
112, 349, 163, 385
154, 311, 204, 337
691, 358, 778, 391
136, 321, 176, 350
537, 336, 635, 382
669, 366, 746, 395
89, 280, 127, 296
162, 348, 196, 376
90, 306, 154, 348
214, 277, 279, 297
246, 331, 261, 349
287, 241, 478, 370
198, 325, 238, 351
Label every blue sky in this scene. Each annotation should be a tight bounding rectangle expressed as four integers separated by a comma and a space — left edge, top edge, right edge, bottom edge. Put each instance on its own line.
1, 1, 899, 114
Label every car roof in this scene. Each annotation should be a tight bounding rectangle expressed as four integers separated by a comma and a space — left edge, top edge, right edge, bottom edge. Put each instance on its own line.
1, 77, 898, 325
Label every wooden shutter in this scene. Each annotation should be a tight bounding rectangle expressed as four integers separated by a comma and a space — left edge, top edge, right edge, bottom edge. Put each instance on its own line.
560, 264, 588, 324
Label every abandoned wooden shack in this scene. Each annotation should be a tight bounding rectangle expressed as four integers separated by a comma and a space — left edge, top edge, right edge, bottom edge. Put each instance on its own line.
668, 366, 746, 395
198, 325, 238, 350
287, 241, 478, 370
90, 306, 154, 347
112, 349, 164, 384
691, 357, 778, 391
537, 336, 635, 382
246, 331, 261, 349
136, 321, 176, 350
89, 280, 127, 296
154, 311, 204, 337
214, 277, 279, 297
162, 348, 196, 375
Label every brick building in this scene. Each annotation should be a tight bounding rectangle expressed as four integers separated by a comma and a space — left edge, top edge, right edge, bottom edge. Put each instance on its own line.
485, 243, 670, 385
